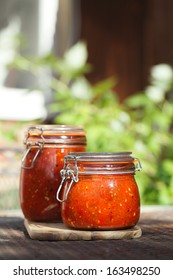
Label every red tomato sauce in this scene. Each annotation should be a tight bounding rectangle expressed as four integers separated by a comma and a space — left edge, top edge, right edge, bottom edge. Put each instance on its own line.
20, 125, 86, 222
61, 173, 140, 229
20, 146, 85, 222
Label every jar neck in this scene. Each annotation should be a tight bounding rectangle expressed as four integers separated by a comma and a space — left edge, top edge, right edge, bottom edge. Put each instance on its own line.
73, 162, 136, 175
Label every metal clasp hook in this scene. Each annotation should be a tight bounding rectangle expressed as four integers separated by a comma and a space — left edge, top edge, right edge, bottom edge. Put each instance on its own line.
56, 156, 79, 202
56, 170, 78, 202
21, 127, 44, 169
21, 142, 44, 169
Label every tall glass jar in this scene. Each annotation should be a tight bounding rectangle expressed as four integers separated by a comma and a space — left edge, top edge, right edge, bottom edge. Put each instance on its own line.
19, 125, 86, 222
57, 152, 142, 229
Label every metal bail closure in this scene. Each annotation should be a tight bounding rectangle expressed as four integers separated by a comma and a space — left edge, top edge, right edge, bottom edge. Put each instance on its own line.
56, 169, 79, 203
21, 142, 44, 169
134, 158, 142, 171
21, 127, 44, 169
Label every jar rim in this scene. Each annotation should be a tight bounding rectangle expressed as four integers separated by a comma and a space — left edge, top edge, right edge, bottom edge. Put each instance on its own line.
66, 152, 133, 162
27, 125, 85, 133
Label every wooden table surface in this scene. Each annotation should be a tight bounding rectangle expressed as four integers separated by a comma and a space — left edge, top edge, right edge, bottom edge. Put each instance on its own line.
0, 206, 172, 260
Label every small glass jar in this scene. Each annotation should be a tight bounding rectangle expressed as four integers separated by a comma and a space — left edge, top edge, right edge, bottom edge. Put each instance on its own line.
57, 152, 142, 229
19, 125, 86, 222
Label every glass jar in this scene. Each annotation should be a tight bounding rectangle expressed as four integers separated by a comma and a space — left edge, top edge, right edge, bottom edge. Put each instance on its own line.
19, 125, 86, 222
57, 152, 142, 229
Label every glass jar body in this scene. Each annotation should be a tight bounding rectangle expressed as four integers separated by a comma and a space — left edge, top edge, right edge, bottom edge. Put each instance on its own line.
61, 173, 140, 229
19, 126, 86, 222
58, 152, 141, 229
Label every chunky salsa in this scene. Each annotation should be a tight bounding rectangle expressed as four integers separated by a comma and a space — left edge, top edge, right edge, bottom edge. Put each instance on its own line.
59, 152, 141, 229
61, 174, 140, 229
19, 126, 86, 222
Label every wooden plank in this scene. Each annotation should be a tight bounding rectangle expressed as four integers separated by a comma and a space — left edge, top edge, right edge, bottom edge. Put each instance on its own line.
24, 220, 142, 241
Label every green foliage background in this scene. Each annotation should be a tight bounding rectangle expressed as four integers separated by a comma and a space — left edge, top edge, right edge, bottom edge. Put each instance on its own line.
9, 42, 173, 205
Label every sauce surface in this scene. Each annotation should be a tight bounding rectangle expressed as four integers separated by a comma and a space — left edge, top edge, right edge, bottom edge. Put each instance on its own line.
61, 174, 140, 229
